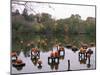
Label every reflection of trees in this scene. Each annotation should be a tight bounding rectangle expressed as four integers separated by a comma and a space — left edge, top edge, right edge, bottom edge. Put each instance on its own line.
31, 59, 38, 66
12, 34, 95, 52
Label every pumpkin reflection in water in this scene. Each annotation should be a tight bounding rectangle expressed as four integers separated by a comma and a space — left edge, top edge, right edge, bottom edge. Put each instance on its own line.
12, 59, 25, 71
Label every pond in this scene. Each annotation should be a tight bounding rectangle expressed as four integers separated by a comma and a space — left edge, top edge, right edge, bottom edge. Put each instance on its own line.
11, 34, 96, 74
11, 47, 96, 74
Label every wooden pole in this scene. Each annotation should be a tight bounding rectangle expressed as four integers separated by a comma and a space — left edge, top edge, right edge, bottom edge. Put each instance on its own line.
68, 60, 70, 71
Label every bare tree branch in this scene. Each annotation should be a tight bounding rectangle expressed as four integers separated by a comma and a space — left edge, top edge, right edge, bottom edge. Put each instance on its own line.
12, 0, 55, 14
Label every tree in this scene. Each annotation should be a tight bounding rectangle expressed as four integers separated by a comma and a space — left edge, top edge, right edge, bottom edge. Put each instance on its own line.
27, 14, 36, 21
85, 17, 96, 35
15, 9, 20, 15
66, 14, 82, 34
40, 13, 54, 34
41, 13, 52, 22
22, 8, 28, 20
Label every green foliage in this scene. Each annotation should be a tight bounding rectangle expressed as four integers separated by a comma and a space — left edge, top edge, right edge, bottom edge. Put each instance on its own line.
12, 10, 96, 40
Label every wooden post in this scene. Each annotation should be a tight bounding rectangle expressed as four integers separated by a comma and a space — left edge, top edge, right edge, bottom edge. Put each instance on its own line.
68, 60, 70, 71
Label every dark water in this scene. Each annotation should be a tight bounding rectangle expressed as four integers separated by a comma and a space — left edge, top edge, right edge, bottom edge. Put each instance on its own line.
11, 34, 96, 74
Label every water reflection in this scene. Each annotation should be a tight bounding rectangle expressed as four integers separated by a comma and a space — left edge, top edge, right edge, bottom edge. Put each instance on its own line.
12, 59, 25, 71
12, 47, 95, 74
59, 56, 65, 60
13, 66, 23, 71
49, 64, 59, 70
78, 48, 94, 68
31, 59, 38, 66
12, 34, 95, 52
12, 34, 95, 74
23, 51, 30, 57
